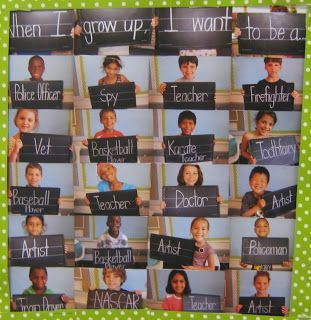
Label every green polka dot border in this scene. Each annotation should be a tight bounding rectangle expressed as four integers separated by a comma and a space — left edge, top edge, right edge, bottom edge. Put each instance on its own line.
0, 1, 311, 320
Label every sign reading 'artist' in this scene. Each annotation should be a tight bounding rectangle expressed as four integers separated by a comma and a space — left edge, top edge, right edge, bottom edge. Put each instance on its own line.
239, 297, 285, 316
88, 136, 137, 163
13, 294, 65, 312
88, 83, 136, 109
243, 83, 294, 111
241, 237, 289, 265
164, 134, 214, 163
163, 185, 220, 217
92, 248, 134, 268
237, 13, 306, 56
10, 186, 60, 215
86, 189, 140, 216
163, 82, 215, 109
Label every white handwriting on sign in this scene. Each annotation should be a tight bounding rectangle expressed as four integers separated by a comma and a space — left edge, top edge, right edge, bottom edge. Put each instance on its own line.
188, 296, 217, 311
22, 238, 50, 258
82, 19, 144, 45
94, 249, 132, 267
248, 299, 273, 314
93, 290, 140, 309
157, 238, 181, 255
13, 83, 61, 102
171, 85, 209, 103
99, 89, 119, 107
93, 194, 131, 211
272, 190, 294, 209
175, 189, 209, 208
245, 16, 304, 41
247, 239, 288, 256
10, 12, 67, 38
164, 7, 231, 32
16, 296, 64, 312
34, 137, 51, 155
255, 138, 296, 161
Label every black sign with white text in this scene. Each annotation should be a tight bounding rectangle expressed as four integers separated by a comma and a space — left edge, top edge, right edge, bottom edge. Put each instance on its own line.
86, 189, 140, 216
183, 294, 221, 312
243, 83, 294, 111
13, 294, 65, 312
163, 185, 220, 217
88, 83, 136, 109
241, 237, 289, 265
10, 186, 60, 215
239, 297, 285, 316
163, 82, 215, 109
19, 133, 72, 163
237, 13, 306, 56
92, 248, 134, 268
88, 136, 137, 163
163, 134, 214, 163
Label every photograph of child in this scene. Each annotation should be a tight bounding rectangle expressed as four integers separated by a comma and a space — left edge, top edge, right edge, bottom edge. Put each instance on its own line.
148, 217, 229, 270
74, 215, 148, 268
229, 217, 294, 270
73, 55, 149, 109
229, 165, 298, 218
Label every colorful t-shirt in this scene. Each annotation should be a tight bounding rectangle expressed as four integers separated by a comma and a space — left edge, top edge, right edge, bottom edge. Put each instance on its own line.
22, 286, 54, 295
162, 295, 183, 311
97, 180, 136, 192
193, 242, 214, 267
97, 230, 128, 248
94, 130, 124, 139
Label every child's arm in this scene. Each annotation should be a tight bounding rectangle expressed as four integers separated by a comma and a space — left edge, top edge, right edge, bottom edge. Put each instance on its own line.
135, 196, 142, 206
216, 195, 222, 203
241, 202, 264, 217
159, 83, 167, 94
240, 132, 256, 164
281, 260, 291, 268
82, 139, 89, 147
291, 90, 298, 99
234, 27, 241, 38
240, 261, 249, 268
60, 294, 70, 304
281, 306, 288, 316
9, 138, 23, 162
235, 304, 243, 313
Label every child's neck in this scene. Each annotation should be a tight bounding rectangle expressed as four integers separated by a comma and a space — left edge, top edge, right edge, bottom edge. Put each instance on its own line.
255, 292, 268, 297
265, 75, 279, 83
103, 128, 114, 133
33, 286, 45, 294
108, 230, 119, 238
195, 240, 205, 247
174, 293, 183, 297
252, 191, 262, 199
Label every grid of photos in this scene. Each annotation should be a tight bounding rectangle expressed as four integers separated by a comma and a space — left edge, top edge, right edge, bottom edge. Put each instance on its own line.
7, 5, 306, 316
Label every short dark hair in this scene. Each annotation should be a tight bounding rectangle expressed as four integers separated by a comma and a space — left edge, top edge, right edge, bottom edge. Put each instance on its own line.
264, 57, 282, 65
178, 110, 196, 125
103, 268, 127, 285
254, 217, 269, 228
178, 56, 198, 68
177, 164, 203, 186
25, 215, 45, 226
99, 109, 117, 122
28, 55, 45, 66
255, 111, 277, 125
165, 270, 191, 295
253, 271, 271, 283
103, 55, 122, 68
29, 266, 47, 278
249, 166, 270, 183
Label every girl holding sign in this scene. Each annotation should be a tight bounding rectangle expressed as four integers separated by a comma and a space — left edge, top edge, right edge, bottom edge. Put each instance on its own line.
235, 271, 288, 315
162, 270, 191, 311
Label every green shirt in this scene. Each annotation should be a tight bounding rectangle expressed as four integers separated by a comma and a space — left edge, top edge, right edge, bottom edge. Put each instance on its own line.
22, 286, 54, 295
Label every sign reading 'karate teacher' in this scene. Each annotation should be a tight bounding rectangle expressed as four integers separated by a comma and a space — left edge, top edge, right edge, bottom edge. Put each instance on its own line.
164, 134, 214, 163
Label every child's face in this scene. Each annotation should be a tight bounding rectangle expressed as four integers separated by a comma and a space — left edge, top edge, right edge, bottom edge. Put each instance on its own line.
179, 119, 195, 135
255, 115, 275, 136
183, 165, 199, 186
253, 275, 270, 296
104, 271, 122, 291
179, 62, 197, 80
28, 58, 45, 80
191, 219, 208, 245
30, 269, 47, 291
25, 168, 42, 187
99, 164, 116, 182
249, 173, 268, 197
107, 216, 121, 238
171, 273, 186, 297
26, 216, 44, 236
255, 219, 270, 238
101, 111, 116, 130
265, 62, 281, 78
104, 62, 120, 78
15, 110, 37, 133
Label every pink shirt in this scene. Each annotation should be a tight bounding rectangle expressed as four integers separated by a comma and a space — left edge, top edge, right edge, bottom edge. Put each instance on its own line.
94, 130, 124, 139
162, 295, 183, 311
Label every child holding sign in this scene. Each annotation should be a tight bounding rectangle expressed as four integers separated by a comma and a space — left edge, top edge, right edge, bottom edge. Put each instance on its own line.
162, 270, 191, 311
182, 217, 218, 270
97, 216, 128, 248
98, 55, 141, 93
240, 111, 277, 164
240, 218, 291, 271
9, 109, 39, 162
235, 271, 288, 315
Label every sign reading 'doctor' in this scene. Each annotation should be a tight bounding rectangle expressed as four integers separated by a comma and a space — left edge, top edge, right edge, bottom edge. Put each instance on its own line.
77, 9, 153, 47
87, 289, 142, 309
92, 248, 134, 268
86, 189, 140, 216
149, 233, 195, 266
163, 82, 215, 109
248, 136, 299, 165
10, 11, 73, 53
87, 136, 137, 163
88, 83, 136, 109
9, 235, 65, 267
243, 83, 294, 111
237, 13, 306, 56
163, 186, 220, 217
10, 81, 63, 109
10, 186, 60, 215
183, 294, 221, 312
241, 237, 289, 265
157, 7, 232, 49
239, 297, 285, 316
262, 185, 297, 218
13, 294, 65, 312
19, 133, 72, 163
163, 134, 214, 163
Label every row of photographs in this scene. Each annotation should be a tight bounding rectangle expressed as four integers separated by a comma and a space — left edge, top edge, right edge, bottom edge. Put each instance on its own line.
9, 267, 292, 314
8, 215, 295, 271
9, 55, 305, 111
9, 7, 307, 57
8, 163, 298, 218
8, 109, 301, 165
